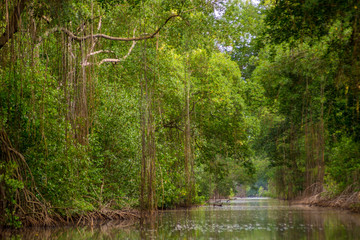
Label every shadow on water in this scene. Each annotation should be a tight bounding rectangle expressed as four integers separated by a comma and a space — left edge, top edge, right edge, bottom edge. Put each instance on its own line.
2, 198, 360, 239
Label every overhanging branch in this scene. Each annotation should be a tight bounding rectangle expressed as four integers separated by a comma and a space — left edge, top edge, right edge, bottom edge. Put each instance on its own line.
82, 28, 138, 66
60, 14, 179, 42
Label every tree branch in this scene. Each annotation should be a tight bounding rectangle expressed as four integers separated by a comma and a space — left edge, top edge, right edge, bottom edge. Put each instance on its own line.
0, 0, 28, 50
98, 39, 137, 65
83, 28, 138, 66
59, 14, 179, 42
88, 50, 114, 56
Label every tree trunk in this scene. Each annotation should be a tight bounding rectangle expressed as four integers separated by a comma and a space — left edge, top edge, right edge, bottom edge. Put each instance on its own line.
140, 39, 156, 212
0, 0, 27, 50
184, 54, 194, 206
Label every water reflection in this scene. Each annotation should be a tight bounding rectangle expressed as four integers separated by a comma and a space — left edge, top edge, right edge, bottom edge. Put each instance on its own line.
2, 198, 360, 239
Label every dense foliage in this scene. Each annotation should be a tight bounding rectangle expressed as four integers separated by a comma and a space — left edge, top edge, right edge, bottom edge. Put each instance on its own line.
1, 0, 359, 228
250, 0, 360, 199
0, 0, 257, 227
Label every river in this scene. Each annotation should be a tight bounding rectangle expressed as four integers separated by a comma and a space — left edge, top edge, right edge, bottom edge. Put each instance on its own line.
3, 198, 360, 239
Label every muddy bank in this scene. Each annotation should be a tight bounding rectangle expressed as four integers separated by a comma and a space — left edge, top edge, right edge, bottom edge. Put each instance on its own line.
292, 191, 360, 213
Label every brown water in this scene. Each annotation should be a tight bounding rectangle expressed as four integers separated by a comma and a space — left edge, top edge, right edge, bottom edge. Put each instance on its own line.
3, 198, 360, 239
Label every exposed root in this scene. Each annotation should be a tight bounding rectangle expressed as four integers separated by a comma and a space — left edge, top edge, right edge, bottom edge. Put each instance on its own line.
66, 208, 140, 228
1, 129, 140, 228
302, 182, 323, 197
0, 129, 52, 227
293, 189, 360, 213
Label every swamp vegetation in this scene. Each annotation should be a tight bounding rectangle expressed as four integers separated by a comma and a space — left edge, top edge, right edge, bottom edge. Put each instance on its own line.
0, 0, 360, 228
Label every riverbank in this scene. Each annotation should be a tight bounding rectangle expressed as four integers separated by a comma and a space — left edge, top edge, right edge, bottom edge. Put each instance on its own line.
293, 191, 360, 213
1, 208, 139, 229
0, 211, 139, 239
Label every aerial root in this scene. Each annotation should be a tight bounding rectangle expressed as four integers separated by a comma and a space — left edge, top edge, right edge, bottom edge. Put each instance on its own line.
1, 129, 140, 227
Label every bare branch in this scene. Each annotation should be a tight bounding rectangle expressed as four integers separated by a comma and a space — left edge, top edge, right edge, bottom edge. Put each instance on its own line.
84, 16, 103, 64
97, 16, 102, 31
97, 58, 123, 65
42, 15, 51, 24
60, 14, 179, 42
98, 37, 137, 65
89, 50, 114, 56
83, 28, 137, 66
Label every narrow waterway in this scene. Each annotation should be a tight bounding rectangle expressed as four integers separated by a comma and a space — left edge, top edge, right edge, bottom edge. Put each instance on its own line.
3, 198, 360, 239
